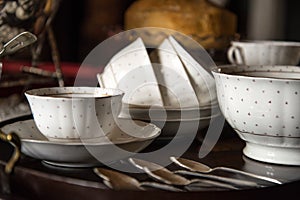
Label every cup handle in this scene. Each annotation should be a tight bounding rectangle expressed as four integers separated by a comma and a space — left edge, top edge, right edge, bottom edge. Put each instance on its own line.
227, 46, 245, 65
0, 130, 21, 174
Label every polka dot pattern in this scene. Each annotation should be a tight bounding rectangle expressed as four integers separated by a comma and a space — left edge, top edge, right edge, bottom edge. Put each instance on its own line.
108, 37, 164, 106
154, 38, 199, 108
168, 36, 216, 106
213, 65, 300, 139
98, 36, 217, 108
25, 87, 124, 140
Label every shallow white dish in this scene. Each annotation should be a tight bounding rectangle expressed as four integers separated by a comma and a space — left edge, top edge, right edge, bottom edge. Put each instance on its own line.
119, 101, 221, 138
154, 37, 199, 107
120, 101, 220, 121
98, 36, 218, 109
151, 114, 221, 138
168, 36, 217, 106
2, 119, 161, 167
120, 113, 220, 138
101, 37, 164, 107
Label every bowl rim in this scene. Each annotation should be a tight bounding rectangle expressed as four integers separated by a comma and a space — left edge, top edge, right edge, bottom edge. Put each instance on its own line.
230, 40, 300, 46
211, 65, 300, 82
24, 86, 125, 100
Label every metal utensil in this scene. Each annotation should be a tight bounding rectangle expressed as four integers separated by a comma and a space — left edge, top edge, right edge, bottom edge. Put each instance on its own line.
0, 130, 21, 194
93, 168, 183, 192
128, 158, 239, 190
0, 32, 37, 57
170, 157, 282, 184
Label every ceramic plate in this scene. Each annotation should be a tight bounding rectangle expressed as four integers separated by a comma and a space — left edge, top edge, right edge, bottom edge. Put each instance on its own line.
119, 113, 220, 138
150, 113, 221, 138
120, 102, 220, 121
108, 37, 164, 106
2, 119, 161, 167
154, 38, 199, 108
97, 64, 117, 88
168, 36, 217, 105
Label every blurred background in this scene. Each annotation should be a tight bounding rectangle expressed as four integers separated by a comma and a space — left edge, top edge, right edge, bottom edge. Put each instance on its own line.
1, 0, 299, 91
49, 0, 300, 63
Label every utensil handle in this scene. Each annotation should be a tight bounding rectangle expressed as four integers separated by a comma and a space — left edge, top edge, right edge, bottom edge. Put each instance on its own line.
175, 170, 259, 188
0, 130, 21, 174
140, 182, 184, 192
215, 167, 282, 184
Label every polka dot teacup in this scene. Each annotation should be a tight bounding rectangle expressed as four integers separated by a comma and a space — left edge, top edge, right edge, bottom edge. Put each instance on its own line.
25, 87, 124, 141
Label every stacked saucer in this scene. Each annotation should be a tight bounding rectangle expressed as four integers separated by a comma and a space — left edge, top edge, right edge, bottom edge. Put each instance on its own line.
98, 36, 219, 138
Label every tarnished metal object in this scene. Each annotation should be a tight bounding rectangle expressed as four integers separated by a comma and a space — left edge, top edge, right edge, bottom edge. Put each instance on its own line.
0, 0, 64, 87
0, 130, 21, 194
0, 131, 21, 174
170, 157, 282, 185
94, 167, 183, 191
0, 31, 37, 57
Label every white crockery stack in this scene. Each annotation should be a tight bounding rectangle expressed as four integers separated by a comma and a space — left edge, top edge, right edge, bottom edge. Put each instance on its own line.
98, 36, 220, 138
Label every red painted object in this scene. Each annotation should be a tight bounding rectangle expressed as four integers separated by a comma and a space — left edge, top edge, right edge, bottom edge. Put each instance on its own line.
0, 60, 104, 96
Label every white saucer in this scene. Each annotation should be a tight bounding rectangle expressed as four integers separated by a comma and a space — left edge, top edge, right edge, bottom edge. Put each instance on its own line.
120, 102, 220, 121
2, 119, 161, 167
119, 113, 221, 138
150, 114, 221, 138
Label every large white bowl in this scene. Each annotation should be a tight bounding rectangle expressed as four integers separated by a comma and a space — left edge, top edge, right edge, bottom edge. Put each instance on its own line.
212, 65, 300, 165
25, 87, 124, 141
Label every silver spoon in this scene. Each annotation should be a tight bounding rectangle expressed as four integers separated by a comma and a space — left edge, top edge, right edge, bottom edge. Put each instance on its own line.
129, 158, 239, 190
0, 32, 37, 57
93, 168, 183, 192
170, 157, 282, 185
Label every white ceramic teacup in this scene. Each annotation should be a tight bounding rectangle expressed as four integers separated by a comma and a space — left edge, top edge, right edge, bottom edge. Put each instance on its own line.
227, 40, 300, 65
25, 87, 124, 141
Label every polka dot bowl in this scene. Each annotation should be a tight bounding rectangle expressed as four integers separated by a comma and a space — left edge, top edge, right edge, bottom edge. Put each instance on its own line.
212, 65, 300, 165
25, 87, 124, 141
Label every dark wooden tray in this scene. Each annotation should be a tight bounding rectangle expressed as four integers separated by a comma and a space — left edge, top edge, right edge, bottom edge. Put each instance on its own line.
1, 116, 300, 200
